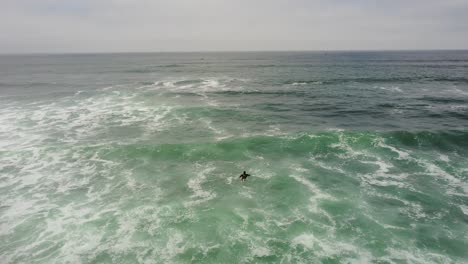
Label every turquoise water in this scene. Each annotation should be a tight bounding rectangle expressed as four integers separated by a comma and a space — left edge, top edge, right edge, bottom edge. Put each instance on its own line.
1, 51, 468, 263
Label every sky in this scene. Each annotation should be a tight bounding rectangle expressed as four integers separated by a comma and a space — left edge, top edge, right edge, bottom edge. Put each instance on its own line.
1, 0, 468, 53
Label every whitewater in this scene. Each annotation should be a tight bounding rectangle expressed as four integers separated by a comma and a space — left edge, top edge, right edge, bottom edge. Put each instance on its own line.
0, 51, 467, 263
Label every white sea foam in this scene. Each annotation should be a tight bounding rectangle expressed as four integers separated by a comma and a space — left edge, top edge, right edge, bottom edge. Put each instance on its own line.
201, 79, 223, 89
439, 154, 450, 162
291, 81, 322, 86
366, 138, 465, 196
201, 118, 232, 141
162, 232, 186, 261
424, 162, 460, 184
386, 247, 453, 264
185, 165, 216, 206
290, 233, 374, 262
457, 205, 468, 217
1, 89, 175, 146
359, 158, 414, 189
377, 86, 403, 93
331, 132, 364, 159
0, 97, 170, 262
309, 156, 345, 174
289, 173, 331, 200
292, 233, 316, 249
289, 166, 334, 217
161, 81, 176, 88
375, 138, 410, 160
251, 245, 272, 257
291, 82, 307, 86
390, 108, 405, 115
450, 87, 468, 96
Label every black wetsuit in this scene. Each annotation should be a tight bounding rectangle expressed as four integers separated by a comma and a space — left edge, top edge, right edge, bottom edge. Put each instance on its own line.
239, 172, 250, 181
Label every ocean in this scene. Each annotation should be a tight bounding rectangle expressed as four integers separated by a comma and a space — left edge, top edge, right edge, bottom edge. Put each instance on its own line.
1, 51, 467, 263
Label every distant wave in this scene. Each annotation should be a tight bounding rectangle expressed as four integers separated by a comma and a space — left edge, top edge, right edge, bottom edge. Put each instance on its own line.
158, 64, 184, 68
377, 86, 403, 93
366, 59, 468, 63
0, 82, 59, 87
123, 64, 184, 73
104, 130, 468, 161
124, 68, 157, 73
284, 76, 468, 85
245, 64, 278, 68
419, 96, 468, 104
208, 90, 308, 96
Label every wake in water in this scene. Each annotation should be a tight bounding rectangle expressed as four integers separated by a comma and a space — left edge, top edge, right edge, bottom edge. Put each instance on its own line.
1, 52, 468, 263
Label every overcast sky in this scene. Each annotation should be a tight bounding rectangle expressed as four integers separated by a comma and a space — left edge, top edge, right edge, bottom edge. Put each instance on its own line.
1, 0, 468, 53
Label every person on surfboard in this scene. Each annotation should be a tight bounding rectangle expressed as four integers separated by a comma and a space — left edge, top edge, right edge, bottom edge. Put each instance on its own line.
239, 171, 250, 181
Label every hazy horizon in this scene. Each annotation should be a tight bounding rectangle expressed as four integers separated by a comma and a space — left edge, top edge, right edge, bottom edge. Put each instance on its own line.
1, 0, 468, 54
2, 49, 468, 56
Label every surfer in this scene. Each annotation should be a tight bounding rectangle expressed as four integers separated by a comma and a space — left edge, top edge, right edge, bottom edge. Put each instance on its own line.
239, 171, 250, 181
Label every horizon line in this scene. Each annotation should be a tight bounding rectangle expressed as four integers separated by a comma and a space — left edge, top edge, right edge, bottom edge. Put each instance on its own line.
1, 48, 467, 56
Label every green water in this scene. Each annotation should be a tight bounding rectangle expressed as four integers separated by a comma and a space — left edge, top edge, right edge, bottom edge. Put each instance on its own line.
1, 51, 468, 263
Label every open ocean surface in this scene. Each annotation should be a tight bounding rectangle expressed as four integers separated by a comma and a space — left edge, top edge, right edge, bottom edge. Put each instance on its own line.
1, 51, 468, 263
